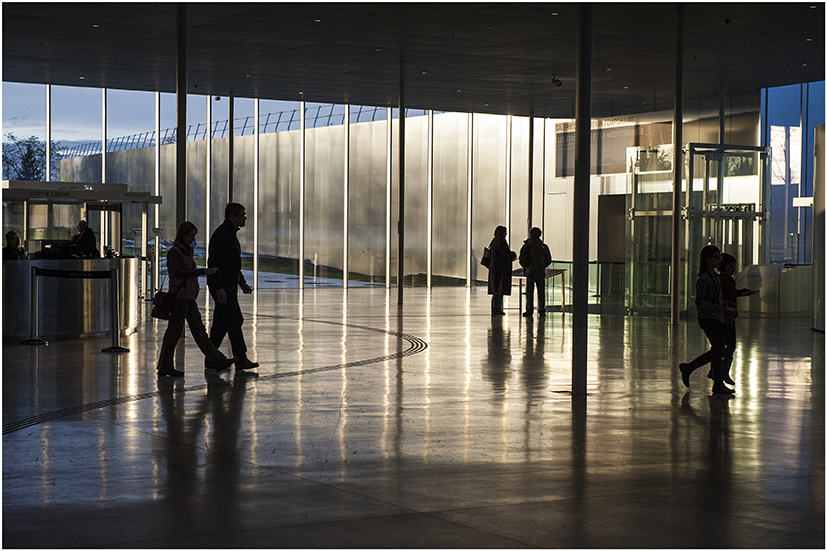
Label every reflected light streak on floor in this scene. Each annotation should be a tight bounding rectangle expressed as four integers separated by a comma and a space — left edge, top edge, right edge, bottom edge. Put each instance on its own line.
2, 287, 824, 548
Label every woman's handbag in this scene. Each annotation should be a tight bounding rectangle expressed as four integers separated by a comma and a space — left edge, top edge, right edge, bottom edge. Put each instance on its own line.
151, 292, 173, 320
151, 276, 178, 320
481, 247, 491, 268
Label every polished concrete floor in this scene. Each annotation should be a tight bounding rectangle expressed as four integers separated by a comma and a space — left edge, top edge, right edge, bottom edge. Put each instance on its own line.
3, 286, 824, 548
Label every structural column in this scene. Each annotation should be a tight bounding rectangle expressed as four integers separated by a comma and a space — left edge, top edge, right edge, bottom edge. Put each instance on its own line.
228, 93, 234, 202
299, 100, 306, 288
572, 3, 593, 396
343, 105, 350, 289
670, 5, 684, 326
527, 115, 535, 235
398, 60, 406, 305
175, 3, 187, 226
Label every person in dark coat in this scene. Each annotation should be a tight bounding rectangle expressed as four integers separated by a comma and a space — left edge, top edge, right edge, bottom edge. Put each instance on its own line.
207, 203, 258, 371
70, 220, 99, 258
519, 227, 552, 317
487, 225, 517, 315
3, 230, 27, 260
157, 221, 236, 377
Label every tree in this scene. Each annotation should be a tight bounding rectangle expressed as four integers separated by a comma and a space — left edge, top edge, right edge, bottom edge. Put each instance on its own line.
2, 133, 63, 181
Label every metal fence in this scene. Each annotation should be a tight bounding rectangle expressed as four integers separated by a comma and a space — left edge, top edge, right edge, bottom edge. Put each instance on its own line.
58, 105, 436, 158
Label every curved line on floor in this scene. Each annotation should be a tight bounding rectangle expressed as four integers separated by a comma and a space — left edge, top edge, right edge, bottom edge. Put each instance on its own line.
2, 317, 428, 435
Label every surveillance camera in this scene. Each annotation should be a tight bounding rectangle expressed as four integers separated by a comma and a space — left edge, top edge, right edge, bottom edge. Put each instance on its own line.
552, 77, 562, 87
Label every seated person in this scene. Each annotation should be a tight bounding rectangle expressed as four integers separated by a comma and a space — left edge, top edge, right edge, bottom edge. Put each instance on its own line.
70, 220, 99, 258
3, 230, 28, 260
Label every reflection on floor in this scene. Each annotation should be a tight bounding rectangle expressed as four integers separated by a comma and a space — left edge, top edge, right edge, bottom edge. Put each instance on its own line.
3, 287, 824, 548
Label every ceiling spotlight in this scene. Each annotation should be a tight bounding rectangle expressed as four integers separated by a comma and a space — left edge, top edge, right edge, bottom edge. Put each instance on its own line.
551, 76, 562, 87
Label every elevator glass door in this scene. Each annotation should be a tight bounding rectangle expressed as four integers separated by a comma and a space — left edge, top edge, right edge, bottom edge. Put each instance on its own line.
625, 144, 676, 316
625, 143, 769, 316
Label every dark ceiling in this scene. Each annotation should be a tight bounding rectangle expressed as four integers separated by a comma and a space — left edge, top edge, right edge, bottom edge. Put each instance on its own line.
3, 2, 825, 119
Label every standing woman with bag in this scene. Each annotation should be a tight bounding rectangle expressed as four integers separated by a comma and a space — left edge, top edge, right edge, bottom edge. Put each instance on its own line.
157, 221, 236, 377
679, 245, 734, 394
487, 225, 517, 315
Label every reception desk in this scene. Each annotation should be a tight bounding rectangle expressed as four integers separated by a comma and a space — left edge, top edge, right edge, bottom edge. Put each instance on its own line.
3, 258, 139, 340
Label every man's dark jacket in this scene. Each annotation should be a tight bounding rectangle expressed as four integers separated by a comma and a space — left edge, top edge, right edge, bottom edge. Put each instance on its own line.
207, 219, 248, 294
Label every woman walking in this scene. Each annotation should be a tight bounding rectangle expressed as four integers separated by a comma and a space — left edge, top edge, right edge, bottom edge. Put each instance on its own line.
487, 225, 517, 315
679, 245, 734, 394
157, 221, 236, 377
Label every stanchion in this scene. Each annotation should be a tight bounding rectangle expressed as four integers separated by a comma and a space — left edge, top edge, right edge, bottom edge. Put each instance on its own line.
102, 268, 129, 353
21, 266, 47, 345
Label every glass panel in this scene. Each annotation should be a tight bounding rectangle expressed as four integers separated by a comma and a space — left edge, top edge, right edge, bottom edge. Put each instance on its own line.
305, 102, 344, 287
257, 99, 300, 279
106, 88, 156, 256
347, 105, 389, 285
432, 112, 469, 285
2, 82, 47, 181
52, 85, 102, 183
472, 114, 507, 286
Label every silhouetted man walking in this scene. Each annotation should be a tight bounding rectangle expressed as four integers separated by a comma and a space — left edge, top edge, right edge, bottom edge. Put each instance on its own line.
207, 203, 258, 371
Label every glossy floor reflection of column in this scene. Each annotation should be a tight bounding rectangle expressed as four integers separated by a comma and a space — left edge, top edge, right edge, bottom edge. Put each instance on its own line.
2, 287, 824, 548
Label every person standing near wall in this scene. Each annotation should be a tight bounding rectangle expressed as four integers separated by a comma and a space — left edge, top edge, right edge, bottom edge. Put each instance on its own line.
487, 225, 517, 315
207, 203, 259, 371
679, 245, 734, 395
519, 227, 552, 317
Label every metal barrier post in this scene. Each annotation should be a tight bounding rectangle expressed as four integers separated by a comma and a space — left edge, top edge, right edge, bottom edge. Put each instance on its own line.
102, 268, 129, 353
21, 266, 46, 345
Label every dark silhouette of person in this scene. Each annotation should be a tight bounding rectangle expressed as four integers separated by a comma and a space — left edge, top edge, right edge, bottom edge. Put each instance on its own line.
679, 245, 734, 395
70, 219, 99, 258
3, 230, 27, 260
487, 225, 517, 315
207, 203, 259, 371
157, 221, 236, 377
705, 252, 756, 386
518, 227, 552, 317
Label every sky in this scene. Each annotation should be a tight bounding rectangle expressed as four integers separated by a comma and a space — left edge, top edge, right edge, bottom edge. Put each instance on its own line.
2, 82, 305, 148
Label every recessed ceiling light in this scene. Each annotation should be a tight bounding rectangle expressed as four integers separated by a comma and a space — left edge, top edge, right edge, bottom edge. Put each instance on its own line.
92, 24, 99, 28
421, 71, 427, 75
806, 38, 813, 41
622, 86, 628, 90
314, 19, 321, 23
552, 12, 558, 16
802, 63, 808, 67
79, 76, 84, 80
299, 91, 304, 95
456, 89, 461, 93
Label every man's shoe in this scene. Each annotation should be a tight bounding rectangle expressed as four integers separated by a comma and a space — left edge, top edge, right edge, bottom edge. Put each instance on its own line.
522, 311, 532, 317
712, 384, 735, 395
679, 363, 691, 388
206, 357, 237, 373
723, 374, 736, 386
236, 358, 259, 370
158, 368, 184, 377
